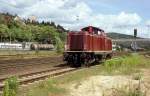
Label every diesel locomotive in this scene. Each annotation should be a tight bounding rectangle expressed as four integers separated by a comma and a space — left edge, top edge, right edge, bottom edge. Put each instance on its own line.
63, 26, 112, 67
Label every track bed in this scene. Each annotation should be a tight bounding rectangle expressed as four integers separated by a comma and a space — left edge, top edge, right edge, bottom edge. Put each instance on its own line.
0, 56, 63, 79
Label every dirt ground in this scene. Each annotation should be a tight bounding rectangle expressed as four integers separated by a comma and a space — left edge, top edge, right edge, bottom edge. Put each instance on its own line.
68, 69, 150, 96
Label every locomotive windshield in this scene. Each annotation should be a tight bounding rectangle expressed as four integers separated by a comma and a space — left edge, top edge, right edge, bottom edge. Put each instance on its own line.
81, 26, 105, 35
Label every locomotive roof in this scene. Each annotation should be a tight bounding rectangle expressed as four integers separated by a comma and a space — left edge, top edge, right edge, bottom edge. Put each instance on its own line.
81, 26, 104, 32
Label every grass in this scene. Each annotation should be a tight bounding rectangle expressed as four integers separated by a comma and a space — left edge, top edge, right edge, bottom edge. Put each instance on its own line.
104, 87, 146, 96
103, 53, 150, 75
17, 80, 66, 96
17, 53, 150, 96
110, 79, 146, 96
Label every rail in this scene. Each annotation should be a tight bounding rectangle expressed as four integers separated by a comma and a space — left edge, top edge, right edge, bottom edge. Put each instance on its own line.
0, 67, 77, 94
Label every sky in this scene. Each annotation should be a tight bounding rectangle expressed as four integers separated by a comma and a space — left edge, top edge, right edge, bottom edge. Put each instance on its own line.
0, 0, 150, 38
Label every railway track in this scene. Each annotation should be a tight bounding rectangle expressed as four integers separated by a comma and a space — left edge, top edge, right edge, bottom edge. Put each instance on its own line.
0, 66, 77, 94
0, 56, 63, 76
0, 61, 61, 70
0, 56, 61, 66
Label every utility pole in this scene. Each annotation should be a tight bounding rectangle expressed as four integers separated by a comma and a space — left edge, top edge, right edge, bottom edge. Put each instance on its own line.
133, 28, 137, 52
134, 28, 137, 38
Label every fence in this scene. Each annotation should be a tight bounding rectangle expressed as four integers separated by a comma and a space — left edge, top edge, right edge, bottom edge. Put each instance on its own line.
0, 42, 31, 50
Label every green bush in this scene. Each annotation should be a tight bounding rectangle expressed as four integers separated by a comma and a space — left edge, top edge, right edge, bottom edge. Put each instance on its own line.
3, 77, 19, 96
55, 36, 64, 53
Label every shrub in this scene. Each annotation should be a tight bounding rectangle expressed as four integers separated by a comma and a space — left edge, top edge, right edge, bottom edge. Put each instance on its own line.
55, 36, 64, 53
3, 76, 19, 96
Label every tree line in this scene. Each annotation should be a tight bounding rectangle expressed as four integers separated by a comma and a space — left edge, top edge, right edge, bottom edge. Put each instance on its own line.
0, 13, 67, 45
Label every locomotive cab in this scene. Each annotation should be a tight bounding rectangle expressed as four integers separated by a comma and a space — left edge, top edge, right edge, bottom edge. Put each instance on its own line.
81, 26, 105, 35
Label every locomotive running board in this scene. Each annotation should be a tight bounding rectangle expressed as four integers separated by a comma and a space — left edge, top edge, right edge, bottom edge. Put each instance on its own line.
64, 51, 112, 53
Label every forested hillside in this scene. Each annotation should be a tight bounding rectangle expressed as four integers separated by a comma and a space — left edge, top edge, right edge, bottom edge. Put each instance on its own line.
0, 13, 67, 45
107, 32, 141, 39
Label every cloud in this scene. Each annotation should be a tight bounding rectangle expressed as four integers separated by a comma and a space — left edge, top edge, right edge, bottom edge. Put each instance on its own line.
0, 0, 149, 37
145, 20, 150, 26
1, 0, 40, 8
88, 12, 141, 27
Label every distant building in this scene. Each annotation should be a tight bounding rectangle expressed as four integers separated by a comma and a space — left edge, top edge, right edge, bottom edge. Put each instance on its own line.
112, 43, 121, 51
14, 16, 26, 25
14, 16, 21, 21
29, 16, 37, 22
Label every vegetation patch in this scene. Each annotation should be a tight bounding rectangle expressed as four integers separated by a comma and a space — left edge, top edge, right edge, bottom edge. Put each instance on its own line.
18, 80, 66, 96
106, 79, 146, 96
3, 76, 19, 96
103, 53, 150, 75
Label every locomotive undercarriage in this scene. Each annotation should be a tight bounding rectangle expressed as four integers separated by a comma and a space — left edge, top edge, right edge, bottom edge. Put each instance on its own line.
63, 52, 112, 67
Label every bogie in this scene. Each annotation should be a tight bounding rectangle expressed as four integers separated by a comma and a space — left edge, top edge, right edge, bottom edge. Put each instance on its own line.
63, 52, 110, 67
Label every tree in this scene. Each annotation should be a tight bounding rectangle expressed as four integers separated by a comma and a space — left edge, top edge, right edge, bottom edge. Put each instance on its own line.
55, 36, 64, 53
24, 26, 33, 42
0, 12, 67, 44
0, 24, 9, 42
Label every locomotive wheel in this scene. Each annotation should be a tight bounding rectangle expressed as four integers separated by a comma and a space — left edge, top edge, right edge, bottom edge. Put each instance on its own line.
106, 54, 112, 60
95, 55, 103, 63
71, 54, 81, 67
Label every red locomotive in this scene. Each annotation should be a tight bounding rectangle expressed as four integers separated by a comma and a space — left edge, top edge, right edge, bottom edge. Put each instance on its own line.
63, 26, 112, 67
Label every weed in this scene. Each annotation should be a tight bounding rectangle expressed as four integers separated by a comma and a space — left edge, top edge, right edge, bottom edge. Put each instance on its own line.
104, 80, 146, 96
133, 73, 143, 80
3, 76, 19, 96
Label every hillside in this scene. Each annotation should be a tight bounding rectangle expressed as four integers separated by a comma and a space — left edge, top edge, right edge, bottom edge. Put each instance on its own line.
107, 32, 150, 50
107, 32, 141, 39
0, 13, 66, 44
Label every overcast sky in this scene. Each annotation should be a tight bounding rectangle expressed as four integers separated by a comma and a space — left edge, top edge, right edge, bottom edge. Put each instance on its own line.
0, 0, 150, 38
